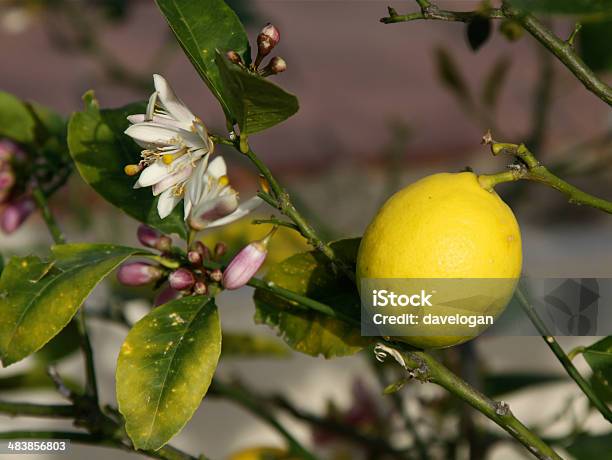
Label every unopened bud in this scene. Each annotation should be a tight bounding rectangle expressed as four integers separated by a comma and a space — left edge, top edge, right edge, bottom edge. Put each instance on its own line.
0, 196, 35, 234
0, 139, 25, 162
260, 57, 287, 77
154, 285, 180, 307
195, 241, 210, 260
117, 262, 163, 286
214, 242, 227, 259
261, 23, 280, 47
226, 50, 243, 65
258, 175, 271, 194
137, 224, 161, 248
169, 268, 196, 291
222, 241, 269, 290
187, 250, 202, 265
156, 235, 172, 252
0, 170, 15, 204
193, 281, 208, 295
209, 268, 223, 283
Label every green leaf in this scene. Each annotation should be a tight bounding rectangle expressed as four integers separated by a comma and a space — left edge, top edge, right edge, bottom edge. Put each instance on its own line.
483, 373, 563, 397
482, 56, 512, 108
566, 432, 612, 460
0, 91, 35, 143
511, 0, 612, 15
434, 47, 472, 105
583, 336, 612, 392
221, 332, 290, 358
0, 244, 144, 366
254, 238, 370, 359
579, 20, 612, 72
466, 16, 492, 51
67, 94, 188, 238
34, 320, 80, 365
154, 0, 250, 118
116, 296, 221, 450
215, 52, 299, 135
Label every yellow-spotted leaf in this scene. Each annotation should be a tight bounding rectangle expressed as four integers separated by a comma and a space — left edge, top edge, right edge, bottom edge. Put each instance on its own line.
0, 244, 144, 366
116, 296, 221, 451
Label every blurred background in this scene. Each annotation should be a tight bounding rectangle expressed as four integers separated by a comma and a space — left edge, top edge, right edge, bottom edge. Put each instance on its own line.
0, 1, 611, 459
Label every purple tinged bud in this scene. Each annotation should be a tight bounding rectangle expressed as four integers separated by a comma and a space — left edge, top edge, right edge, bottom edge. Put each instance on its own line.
209, 268, 223, 283
137, 224, 161, 248
0, 196, 35, 234
0, 139, 24, 161
195, 241, 210, 260
187, 250, 202, 265
214, 242, 227, 259
226, 50, 243, 65
169, 268, 196, 291
156, 235, 172, 252
193, 281, 208, 296
117, 262, 163, 286
222, 242, 268, 290
154, 285, 180, 306
261, 23, 280, 46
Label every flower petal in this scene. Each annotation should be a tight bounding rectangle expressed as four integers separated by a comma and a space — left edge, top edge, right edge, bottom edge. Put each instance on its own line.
153, 74, 196, 124
157, 188, 181, 219
207, 156, 227, 179
135, 161, 170, 188
189, 193, 239, 230
152, 164, 193, 196
184, 156, 209, 219
207, 196, 263, 229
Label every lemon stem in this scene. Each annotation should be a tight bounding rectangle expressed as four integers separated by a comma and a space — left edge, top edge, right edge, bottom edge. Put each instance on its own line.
478, 139, 612, 214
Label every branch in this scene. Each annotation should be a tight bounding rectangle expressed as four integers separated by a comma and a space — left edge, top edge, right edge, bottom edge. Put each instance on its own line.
478, 135, 612, 214
380, 1, 612, 106
32, 188, 65, 245
377, 344, 563, 460
515, 289, 612, 423
0, 401, 76, 418
209, 380, 317, 460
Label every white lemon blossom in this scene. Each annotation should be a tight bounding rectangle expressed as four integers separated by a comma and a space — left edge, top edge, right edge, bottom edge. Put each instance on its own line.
185, 156, 262, 230
124, 74, 213, 219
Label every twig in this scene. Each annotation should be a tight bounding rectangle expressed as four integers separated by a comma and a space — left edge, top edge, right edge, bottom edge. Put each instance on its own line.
209, 380, 317, 460
478, 135, 612, 214
32, 188, 65, 245
76, 310, 99, 406
514, 289, 612, 423
379, 344, 564, 460
252, 217, 301, 232
0, 401, 76, 418
380, 0, 612, 106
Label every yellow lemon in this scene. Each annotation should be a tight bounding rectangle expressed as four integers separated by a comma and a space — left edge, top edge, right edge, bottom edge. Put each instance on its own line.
227, 446, 291, 460
356, 172, 522, 349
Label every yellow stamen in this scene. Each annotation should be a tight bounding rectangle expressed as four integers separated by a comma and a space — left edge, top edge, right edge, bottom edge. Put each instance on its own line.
218, 175, 230, 187
124, 164, 141, 176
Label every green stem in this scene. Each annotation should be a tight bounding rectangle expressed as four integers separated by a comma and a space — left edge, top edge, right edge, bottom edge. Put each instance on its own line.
209, 380, 317, 460
515, 289, 612, 423
0, 401, 76, 418
380, 0, 612, 106
567, 346, 586, 361
32, 188, 65, 245
479, 141, 612, 214
391, 347, 563, 460
76, 309, 99, 406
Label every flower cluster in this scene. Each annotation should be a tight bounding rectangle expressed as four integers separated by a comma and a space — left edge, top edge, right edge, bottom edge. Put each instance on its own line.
0, 140, 35, 234
227, 23, 287, 77
124, 74, 262, 227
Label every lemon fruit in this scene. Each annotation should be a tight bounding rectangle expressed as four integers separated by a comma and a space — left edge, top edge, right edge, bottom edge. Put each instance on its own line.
356, 171, 522, 349
228, 446, 290, 460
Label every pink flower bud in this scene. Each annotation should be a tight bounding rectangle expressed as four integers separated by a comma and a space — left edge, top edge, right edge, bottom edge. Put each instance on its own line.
0, 170, 15, 204
214, 242, 227, 259
260, 57, 287, 77
156, 235, 172, 252
154, 285, 180, 306
261, 23, 280, 47
226, 50, 243, 65
195, 241, 210, 260
222, 242, 268, 290
209, 268, 223, 283
187, 250, 202, 265
117, 262, 163, 286
0, 139, 24, 161
169, 268, 195, 291
193, 281, 208, 296
137, 224, 161, 248
0, 196, 35, 234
